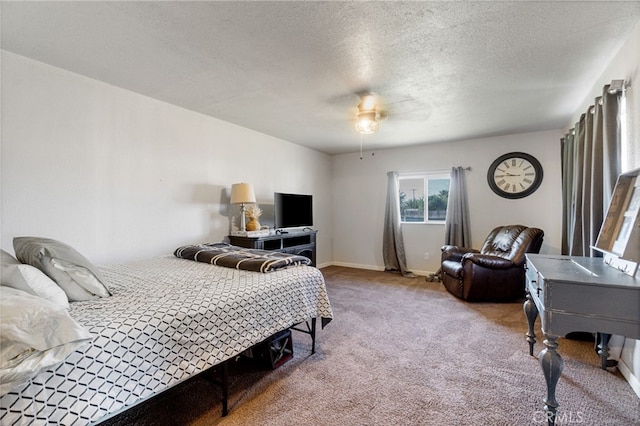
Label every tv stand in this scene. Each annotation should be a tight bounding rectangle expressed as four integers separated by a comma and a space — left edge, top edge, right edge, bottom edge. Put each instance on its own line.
228, 230, 317, 266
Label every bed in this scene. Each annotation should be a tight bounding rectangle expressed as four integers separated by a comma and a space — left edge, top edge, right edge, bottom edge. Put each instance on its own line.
0, 241, 332, 425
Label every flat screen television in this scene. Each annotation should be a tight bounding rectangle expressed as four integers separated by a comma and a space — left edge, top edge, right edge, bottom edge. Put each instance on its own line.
274, 192, 313, 229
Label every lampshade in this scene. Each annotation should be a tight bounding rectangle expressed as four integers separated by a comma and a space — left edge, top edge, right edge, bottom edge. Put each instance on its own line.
230, 183, 256, 204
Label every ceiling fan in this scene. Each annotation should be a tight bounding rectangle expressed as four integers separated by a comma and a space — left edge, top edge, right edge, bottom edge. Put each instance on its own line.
339, 90, 427, 158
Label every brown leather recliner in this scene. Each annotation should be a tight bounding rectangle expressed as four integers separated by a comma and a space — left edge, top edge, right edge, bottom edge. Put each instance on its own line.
440, 225, 544, 302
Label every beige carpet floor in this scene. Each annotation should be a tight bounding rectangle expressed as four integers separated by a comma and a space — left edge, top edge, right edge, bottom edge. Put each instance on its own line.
101, 266, 640, 426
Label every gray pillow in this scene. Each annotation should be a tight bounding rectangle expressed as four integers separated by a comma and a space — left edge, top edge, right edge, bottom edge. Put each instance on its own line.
13, 237, 111, 301
1, 249, 20, 265
1, 249, 69, 309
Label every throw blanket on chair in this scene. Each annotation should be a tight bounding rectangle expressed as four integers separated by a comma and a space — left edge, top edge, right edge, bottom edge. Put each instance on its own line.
174, 243, 311, 272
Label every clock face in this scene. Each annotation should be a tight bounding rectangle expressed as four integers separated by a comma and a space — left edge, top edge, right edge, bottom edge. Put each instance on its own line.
487, 152, 543, 199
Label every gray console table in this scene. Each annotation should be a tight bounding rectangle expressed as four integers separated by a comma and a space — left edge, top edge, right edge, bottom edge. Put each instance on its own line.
523, 254, 640, 426
228, 231, 317, 266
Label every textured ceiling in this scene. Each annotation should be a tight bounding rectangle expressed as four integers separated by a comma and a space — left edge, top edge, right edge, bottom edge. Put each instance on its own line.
2, 1, 640, 154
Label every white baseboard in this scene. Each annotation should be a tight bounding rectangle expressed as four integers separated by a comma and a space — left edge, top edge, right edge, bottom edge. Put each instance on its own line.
319, 262, 436, 277
325, 261, 384, 271
410, 268, 437, 277
618, 358, 640, 398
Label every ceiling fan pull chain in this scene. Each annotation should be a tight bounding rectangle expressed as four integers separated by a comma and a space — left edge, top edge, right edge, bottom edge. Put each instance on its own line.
360, 134, 363, 160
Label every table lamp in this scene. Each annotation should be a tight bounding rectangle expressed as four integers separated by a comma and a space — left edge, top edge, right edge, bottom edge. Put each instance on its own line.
230, 183, 256, 232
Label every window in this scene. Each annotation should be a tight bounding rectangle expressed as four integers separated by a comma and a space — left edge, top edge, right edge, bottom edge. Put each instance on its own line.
399, 173, 450, 223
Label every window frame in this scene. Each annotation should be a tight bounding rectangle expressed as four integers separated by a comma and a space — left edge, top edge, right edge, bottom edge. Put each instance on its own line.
398, 172, 451, 224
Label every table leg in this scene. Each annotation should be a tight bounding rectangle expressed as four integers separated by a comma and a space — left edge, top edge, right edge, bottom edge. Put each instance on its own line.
539, 335, 564, 426
596, 332, 616, 370
524, 292, 538, 356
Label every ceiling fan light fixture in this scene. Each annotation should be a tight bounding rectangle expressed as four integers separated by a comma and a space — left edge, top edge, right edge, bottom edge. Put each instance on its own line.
360, 94, 377, 111
355, 111, 379, 134
355, 106, 380, 134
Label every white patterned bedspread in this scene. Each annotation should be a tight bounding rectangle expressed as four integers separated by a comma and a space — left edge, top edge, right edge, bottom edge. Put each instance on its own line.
0, 256, 332, 425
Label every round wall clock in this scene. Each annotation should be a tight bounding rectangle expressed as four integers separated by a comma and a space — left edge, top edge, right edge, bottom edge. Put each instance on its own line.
487, 152, 543, 199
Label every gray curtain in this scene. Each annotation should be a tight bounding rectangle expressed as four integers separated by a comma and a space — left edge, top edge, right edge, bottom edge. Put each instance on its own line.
444, 167, 471, 247
383, 171, 416, 277
561, 84, 621, 256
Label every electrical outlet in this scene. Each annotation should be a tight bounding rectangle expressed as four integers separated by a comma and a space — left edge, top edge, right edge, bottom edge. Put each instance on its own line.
424, 252, 430, 260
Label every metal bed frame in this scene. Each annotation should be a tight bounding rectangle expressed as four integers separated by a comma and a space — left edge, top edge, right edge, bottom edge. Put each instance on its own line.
213, 318, 317, 416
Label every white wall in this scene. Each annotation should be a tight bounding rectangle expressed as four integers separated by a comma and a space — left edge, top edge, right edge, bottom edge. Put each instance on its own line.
331, 129, 563, 274
0, 51, 333, 265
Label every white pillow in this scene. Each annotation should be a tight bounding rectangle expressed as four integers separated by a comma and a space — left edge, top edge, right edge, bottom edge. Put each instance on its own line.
0, 287, 92, 396
13, 237, 111, 301
1, 249, 69, 309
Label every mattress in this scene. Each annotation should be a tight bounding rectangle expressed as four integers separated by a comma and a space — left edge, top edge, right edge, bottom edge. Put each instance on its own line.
0, 256, 332, 425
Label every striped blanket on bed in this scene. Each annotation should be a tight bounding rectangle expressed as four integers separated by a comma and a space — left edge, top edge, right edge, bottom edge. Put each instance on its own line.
174, 243, 311, 272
